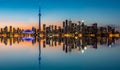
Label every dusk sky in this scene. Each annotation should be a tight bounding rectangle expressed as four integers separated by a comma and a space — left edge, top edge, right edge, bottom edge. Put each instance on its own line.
0, 0, 120, 29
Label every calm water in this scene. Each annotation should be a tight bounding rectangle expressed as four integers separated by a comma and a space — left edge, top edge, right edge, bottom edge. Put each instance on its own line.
0, 37, 120, 70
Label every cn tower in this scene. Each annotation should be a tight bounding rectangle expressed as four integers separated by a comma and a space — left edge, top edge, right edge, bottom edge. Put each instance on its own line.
38, 4, 41, 31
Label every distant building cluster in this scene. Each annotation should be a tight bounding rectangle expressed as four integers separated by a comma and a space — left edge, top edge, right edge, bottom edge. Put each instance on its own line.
42, 19, 120, 37
0, 26, 24, 37
0, 26, 40, 37
0, 26, 23, 33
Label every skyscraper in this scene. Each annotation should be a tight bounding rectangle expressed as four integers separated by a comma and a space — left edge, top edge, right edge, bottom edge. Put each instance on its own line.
38, 5, 41, 31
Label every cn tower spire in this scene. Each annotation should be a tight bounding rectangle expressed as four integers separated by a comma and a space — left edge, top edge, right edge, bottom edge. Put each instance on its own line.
38, 1, 41, 31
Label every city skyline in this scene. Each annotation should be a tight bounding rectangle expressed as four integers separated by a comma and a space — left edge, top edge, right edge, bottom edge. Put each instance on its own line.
0, 19, 119, 39
1, 0, 120, 70
0, 0, 120, 29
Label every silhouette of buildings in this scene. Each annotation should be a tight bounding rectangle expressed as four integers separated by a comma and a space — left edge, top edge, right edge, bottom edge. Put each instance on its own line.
0, 19, 120, 38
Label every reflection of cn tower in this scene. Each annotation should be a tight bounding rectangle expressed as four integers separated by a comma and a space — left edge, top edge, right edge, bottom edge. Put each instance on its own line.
37, 37, 41, 70
38, 39, 41, 64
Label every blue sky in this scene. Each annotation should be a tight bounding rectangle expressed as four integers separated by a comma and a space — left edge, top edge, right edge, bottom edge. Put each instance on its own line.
0, 0, 120, 29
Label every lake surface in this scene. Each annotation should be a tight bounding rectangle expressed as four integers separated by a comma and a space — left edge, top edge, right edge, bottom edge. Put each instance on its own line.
0, 37, 120, 70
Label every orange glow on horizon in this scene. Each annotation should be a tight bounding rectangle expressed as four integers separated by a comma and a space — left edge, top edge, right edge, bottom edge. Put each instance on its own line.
0, 21, 62, 30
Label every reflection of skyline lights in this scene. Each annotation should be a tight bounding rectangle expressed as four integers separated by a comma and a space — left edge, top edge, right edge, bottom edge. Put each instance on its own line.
81, 50, 84, 53
84, 47, 87, 50
0, 36, 118, 53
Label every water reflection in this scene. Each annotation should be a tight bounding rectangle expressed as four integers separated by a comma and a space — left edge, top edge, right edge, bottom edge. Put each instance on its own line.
0, 37, 120, 70
0, 37, 119, 53
38, 38, 41, 70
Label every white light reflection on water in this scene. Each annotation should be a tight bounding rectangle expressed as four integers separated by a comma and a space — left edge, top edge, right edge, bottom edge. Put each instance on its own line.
0, 37, 120, 70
